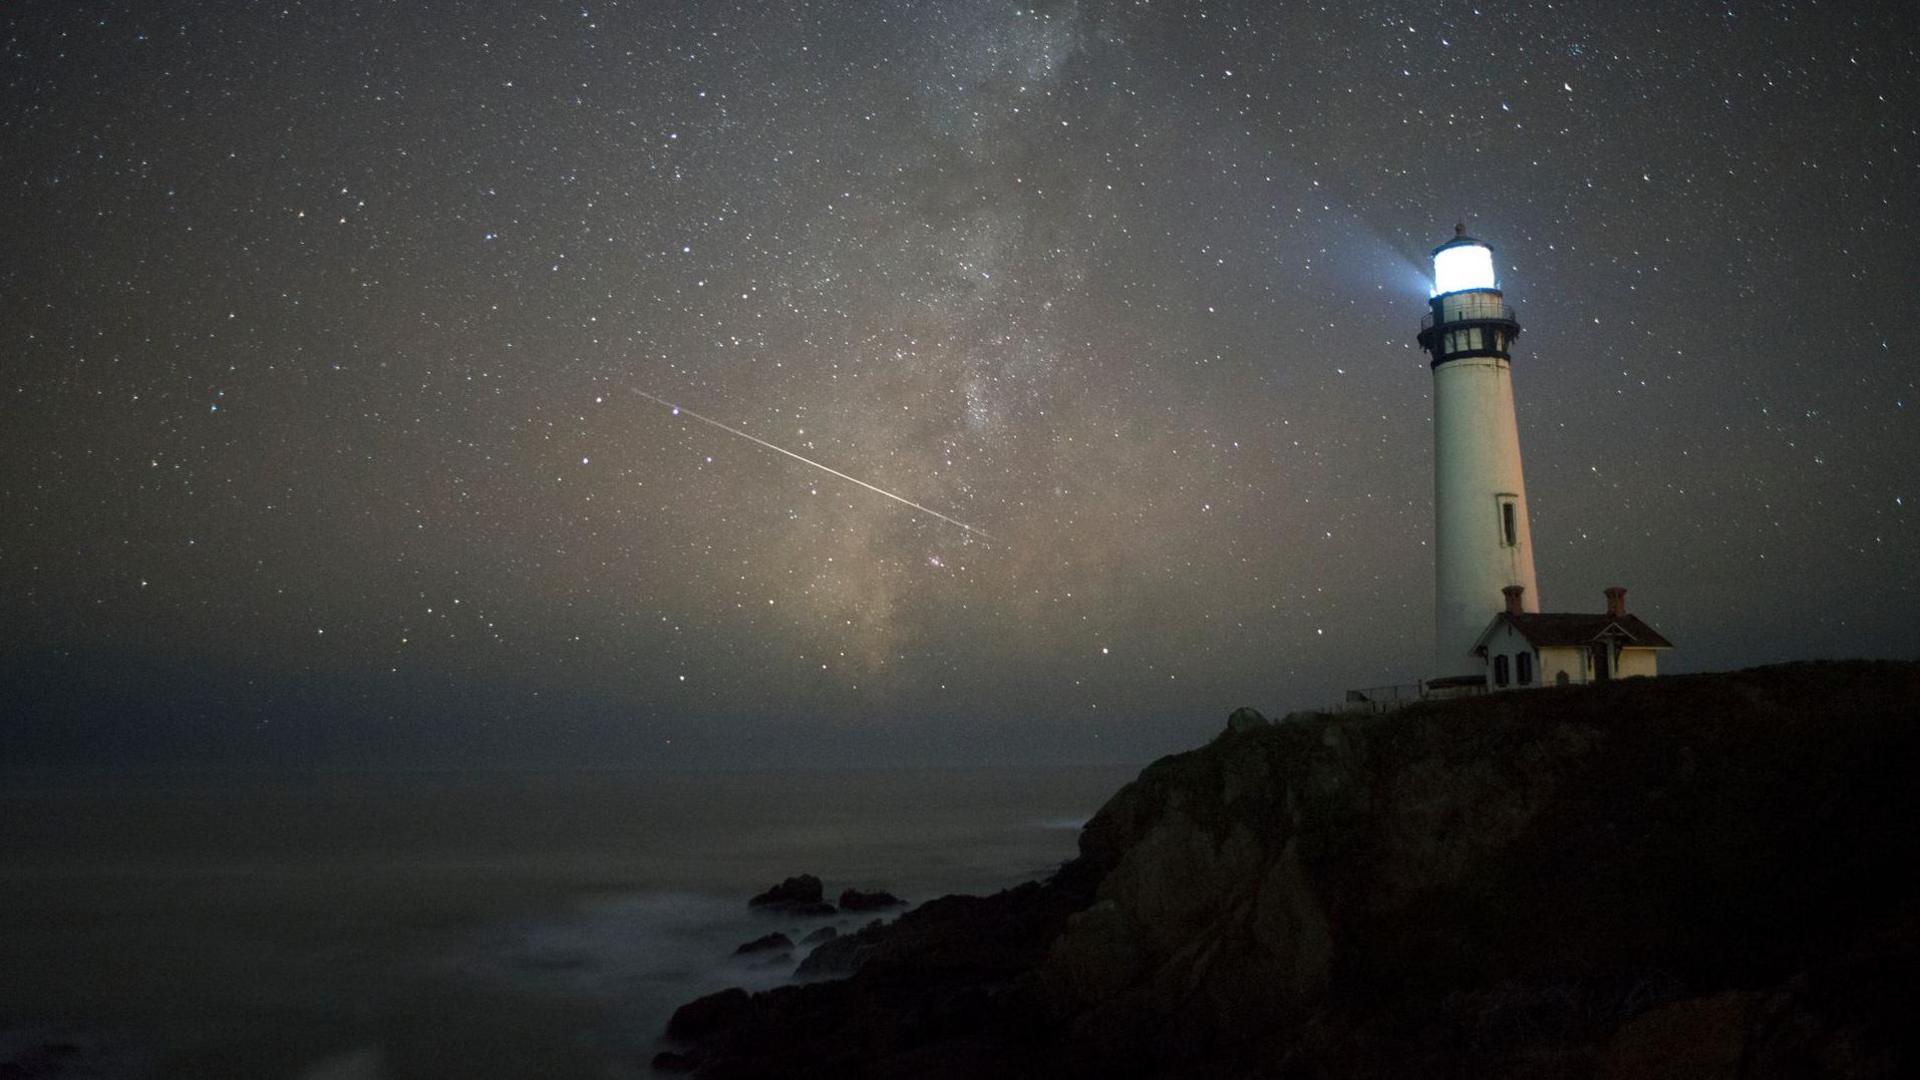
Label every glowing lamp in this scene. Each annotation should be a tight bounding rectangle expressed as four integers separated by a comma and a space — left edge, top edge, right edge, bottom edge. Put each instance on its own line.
1431, 235, 1496, 296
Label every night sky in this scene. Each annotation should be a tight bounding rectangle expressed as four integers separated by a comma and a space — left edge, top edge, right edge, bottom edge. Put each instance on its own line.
4, 1, 1916, 768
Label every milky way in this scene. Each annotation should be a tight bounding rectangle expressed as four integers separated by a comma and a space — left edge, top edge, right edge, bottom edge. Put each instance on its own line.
3, 1, 1915, 766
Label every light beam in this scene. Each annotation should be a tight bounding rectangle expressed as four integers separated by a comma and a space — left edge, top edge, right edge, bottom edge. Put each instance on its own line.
629, 388, 998, 544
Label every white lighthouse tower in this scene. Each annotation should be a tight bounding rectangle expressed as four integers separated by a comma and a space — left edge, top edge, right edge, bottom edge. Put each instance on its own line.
1417, 225, 1540, 679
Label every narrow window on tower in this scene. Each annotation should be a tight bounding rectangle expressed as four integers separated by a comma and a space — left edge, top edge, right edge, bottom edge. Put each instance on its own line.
1499, 498, 1518, 547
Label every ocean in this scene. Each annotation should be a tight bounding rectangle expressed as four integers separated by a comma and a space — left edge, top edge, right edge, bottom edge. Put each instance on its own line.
0, 765, 1135, 1078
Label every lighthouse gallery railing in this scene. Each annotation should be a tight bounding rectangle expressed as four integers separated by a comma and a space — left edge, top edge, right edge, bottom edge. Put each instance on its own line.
1420, 298, 1517, 332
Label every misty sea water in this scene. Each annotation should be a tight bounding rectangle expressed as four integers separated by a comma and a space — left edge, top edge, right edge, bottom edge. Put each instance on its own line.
0, 765, 1134, 1078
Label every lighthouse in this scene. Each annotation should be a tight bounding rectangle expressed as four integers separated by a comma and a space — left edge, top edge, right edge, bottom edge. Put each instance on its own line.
1417, 226, 1540, 679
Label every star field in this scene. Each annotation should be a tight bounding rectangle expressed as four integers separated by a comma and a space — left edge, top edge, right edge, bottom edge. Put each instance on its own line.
3, 0, 1916, 766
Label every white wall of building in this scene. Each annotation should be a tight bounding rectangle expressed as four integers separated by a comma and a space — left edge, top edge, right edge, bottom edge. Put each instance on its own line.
1540, 645, 1586, 687
1478, 619, 1544, 692
1532, 642, 1661, 686
1434, 354, 1539, 675
1615, 648, 1660, 679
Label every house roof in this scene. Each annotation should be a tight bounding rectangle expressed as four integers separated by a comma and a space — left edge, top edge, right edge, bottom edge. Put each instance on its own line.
1477, 612, 1674, 651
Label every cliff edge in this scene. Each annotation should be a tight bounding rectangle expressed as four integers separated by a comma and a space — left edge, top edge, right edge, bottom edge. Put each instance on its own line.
661, 661, 1920, 1078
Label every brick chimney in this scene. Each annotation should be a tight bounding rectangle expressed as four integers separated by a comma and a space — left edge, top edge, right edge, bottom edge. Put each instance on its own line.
1604, 586, 1628, 618
1503, 585, 1526, 616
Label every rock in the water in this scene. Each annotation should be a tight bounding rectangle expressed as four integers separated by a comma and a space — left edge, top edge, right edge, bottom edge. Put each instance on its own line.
794, 919, 882, 979
748, 873, 825, 910
800, 925, 838, 945
837, 887, 907, 912
732, 931, 793, 956
1223, 705, 1269, 732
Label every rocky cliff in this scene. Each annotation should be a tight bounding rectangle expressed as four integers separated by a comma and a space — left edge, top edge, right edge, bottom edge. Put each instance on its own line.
661, 661, 1920, 1078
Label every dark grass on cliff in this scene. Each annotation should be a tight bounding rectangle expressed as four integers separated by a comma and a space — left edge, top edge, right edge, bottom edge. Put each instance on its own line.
1045, 659, 1917, 1077
1188, 660, 1920, 1075
1320, 662, 1920, 993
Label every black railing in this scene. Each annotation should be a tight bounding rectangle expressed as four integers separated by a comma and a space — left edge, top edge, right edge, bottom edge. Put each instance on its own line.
1420, 299, 1517, 332
1336, 678, 1492, 713
1338, 683, 1424, 714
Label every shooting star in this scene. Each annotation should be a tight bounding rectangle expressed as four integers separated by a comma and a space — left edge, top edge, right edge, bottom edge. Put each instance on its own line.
629, 388, 998, 544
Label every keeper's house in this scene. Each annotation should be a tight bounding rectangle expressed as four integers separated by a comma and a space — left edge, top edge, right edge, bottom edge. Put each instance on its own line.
1471, 585, 1673, 691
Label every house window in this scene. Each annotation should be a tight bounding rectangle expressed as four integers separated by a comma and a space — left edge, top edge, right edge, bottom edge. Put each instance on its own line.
1516, 651, 1533, 686
1493, 654, 1510, 687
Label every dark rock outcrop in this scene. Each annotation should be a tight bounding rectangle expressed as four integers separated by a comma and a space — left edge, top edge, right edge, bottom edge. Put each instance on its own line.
748, 874, 836, 916
733, 932, 794, 956
800, 926, 838, 946
659, 662, 1920, 1078
794, 918, 883, 980
838, 888, 908, 912
665, 987, 753, 1042
650, 1049, 700, 1073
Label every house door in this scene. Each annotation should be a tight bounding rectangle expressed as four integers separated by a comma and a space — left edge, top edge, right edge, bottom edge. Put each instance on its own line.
1591, 643, 1611, 682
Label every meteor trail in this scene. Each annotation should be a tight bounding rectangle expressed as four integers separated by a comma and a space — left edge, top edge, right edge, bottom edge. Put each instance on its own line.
629, 389, 998, 544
